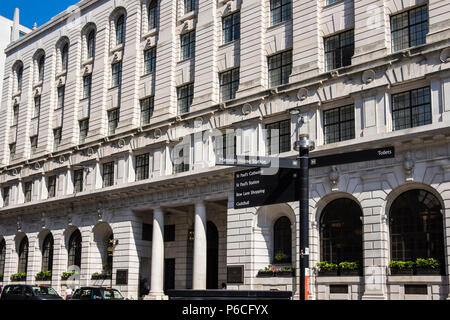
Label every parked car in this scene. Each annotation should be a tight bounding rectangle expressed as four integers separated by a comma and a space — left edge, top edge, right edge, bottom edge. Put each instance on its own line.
70, 287, 125, 300
0, 284, 63, 301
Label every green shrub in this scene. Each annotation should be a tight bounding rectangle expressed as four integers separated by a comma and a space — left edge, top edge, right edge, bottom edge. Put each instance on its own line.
416, 258, 440, 269
61, 270, 78, 279
10, 272, 26, 281
317, 262, 338, 272
258, 267, 273, 274
389, 261, 415, 269
339, 262, 359, 270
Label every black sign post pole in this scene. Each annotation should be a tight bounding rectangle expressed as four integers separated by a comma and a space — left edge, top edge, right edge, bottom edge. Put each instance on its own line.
295, 134, 315, 301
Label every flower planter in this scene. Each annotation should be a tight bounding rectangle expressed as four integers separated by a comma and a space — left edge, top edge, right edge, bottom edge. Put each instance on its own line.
91, 274, 112, 280
415, 268, 441, 275
390, 268, 414, 275
257, 272, 275, 278
275, 271, 294, 278
318, 270, 339, 277
340, 269, 361, 277
36, 276, 52, 281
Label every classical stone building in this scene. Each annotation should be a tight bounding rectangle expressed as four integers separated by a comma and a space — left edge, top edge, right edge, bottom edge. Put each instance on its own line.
0, 0, 449, 300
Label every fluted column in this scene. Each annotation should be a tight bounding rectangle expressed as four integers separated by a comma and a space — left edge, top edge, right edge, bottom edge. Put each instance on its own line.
149, 208, 165, 299
193, 201, 207, 290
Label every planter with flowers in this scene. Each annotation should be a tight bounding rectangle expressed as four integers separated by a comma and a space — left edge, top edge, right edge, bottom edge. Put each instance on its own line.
35, 270, 52, 281
339, 262, 361, 276
389, 261, 415, 275
10, 272, 26, 282
317, 262, 339, 277
414, 258, 441, 275
257, 267, 275, 278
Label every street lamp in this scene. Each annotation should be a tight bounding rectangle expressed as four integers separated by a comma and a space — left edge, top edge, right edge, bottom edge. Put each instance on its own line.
294, 133, 315, 301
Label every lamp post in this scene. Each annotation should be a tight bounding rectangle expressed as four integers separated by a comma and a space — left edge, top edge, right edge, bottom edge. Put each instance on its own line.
294, 132, 315, 301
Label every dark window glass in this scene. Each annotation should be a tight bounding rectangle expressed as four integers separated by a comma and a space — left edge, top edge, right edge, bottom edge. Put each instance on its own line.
220, 68, 240, 102
79, 119, 89, 144
177, 84, 194, 115
116, 15, 125, 45
74, 169, 83, 193
216, 131, 237, 158
148, 0, 158, 29
68, 230, 82, 268
268, 50, 292, 88
61, 43, 69, 72
3, 186, 10, 207
18, 237, 29, 274
30, 136, 38, 156
391, 6, 428, 52
390, 190, 444, 268
164, 225, 175, 242
57, 86, 65, 109
53, 128, 62, 151
13, 104, 19, 126
136, 154, 150, 181
392, 87, 431, 131
41, 234, 54, 272
108, 109, 120, 136
181, 31, 195, 60
273, 217, 292, 263
17, 66, 23, 91
173, 143, 190, 173
24, 181, 32, 203
9, 144, 16, 162
0, 239, 6, 276
323, 105, 355, 144
140, 97, 154, 126
103, 162, 115, 188
48, 175, 57, 198
142, 224, 153, 241
38, 56, 45, 82
266, 120, 291, 155
185, 0, 195, 13
270, 0, 292, 25
111, 62, 122, 87
223, 12, 240, 44
320, 199, 363, 264
324, 29, 354, 71
83, 75, 92, 99
87, 30, 96, 59
34, 96, 41, 118
144, 47, 156, 75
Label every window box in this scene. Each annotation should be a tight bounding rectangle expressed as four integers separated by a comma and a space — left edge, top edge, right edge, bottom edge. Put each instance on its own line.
61, 271, 78, 281
10, 273, 27, 282
317, 262, 339, 277
390, 268, 414, 275
91, 272, 112, 280
415, 268, 441, 275
257, 271, 275, 278
318, 270, 339, 277
275, 269, 295, 278
340, 269, 361, 277
35, 271, 52, 281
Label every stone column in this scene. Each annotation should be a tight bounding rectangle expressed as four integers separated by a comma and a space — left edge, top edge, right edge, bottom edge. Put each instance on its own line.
148, 208, 165, 299
193, 201, 207, 290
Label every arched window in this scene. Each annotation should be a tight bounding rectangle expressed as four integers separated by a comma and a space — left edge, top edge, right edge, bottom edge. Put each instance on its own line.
16, 65, 23, 91
116, 15, 125, 45
18, 237, 29, 274
273, 217, 292, 263
68, 230, 82, 268
148, 0, 157, 30
61, 43, 69, 72
87, 30, 96, 59
390, 189, 444, 264
320, 198, 363, 264
42, 233, 54, 272
0, 239, 6, 276
38, 55, 45, 82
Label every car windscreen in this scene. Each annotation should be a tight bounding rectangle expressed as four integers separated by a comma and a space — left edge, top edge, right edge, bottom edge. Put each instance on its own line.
102, 289, 123, 300
32, 286, 59, 296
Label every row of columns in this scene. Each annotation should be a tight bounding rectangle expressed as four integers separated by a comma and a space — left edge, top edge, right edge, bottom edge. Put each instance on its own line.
148, 201, 207, 299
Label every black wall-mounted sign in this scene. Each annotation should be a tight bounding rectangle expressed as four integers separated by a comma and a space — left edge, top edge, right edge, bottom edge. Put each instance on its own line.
310, 147, 395, 168
227, 266, 244, 284
116, 270, 128, 286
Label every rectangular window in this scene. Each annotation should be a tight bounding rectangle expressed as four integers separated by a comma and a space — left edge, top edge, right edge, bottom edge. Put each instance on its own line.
181, 31, 195, 60
108, 109, 120, 136
142, 223, 153, 241
173, 143, 190, 174
83, 75, 92, 99
164, 225, 175, 242
177, 84, 194, 115
323, 105, 355, 144
326, 0, 338, 5
34, 96, 41, 118
57, 86, 65, 109
103, 162, 115, 188
217, 131, 237, 158
144, 47, 156, 75
30, 136, 38, 156
9, 143, 16, 162
270, 0, 292, 26
392, 87, 431, 131
111, 62, 122, 87
391, 5, 428, 52
24, 181, 32, 203
79, 119, 89, 144
13, 105, 19, 126
185, 0, 195, 13
220, 68, 240, 102
135, 154, 150, 181
48, 175, 56, 199
140, 96, 154, 126
268, 50, 292, 88
74, 169, 83, 193
3, 186, 10, 207
53, 128, 62, 151
266, 120, 291, 155
223, 12, 240, 44
324, 29, 355, 71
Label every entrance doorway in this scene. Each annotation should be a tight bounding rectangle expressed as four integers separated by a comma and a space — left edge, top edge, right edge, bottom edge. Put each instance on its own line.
207, 222, 219, 289
164, 259, 176, 293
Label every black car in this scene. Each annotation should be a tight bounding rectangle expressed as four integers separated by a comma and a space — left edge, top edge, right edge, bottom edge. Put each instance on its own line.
71, 287, 124, 300
0, 285, 63, 301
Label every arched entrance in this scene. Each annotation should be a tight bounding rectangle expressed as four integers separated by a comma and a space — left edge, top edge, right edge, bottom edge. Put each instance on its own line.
207, 221, 219, 289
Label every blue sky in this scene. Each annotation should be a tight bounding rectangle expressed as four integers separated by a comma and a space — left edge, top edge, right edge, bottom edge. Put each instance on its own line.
0, 0, 80, 29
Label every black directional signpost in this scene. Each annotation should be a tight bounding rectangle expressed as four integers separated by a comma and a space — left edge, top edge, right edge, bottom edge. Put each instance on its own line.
217, 145, 395, 301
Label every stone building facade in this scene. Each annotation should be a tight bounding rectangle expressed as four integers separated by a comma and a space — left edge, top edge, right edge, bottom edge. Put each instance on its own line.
0, 0, 449, 300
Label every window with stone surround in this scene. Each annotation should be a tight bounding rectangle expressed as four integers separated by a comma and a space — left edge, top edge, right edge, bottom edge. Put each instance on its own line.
320, 198, 363, 265
392, 87, 431, 131
61, 43, 69, 73
216, 130, 237, 159
103, 162, 115, 188
173, 142, 190, 174
108, 108, 120, 136
323, 105, 355, 144
140, 96, 154, 126
34, 96, 41, 118
48, 175, 57, 199
68, 230, 82, 268
83, 75, 92, 99
41, 233, 54, 273
18, 237, 29, 274
324, 29, 354, 71
177, 83, 194, 115
222, 11, 240, 44
0, 239, 5, 276
273, 217, 292, 264
3, 186, 10, 207
13, 104, 19, 126
180, 30, 195, 60
116, 14, 126, 46
24, 181, 32, 203
148, 0, 158, 30
30, 136, 38, 156
111, 61, 122, 87
79, 119, 89, 144
136, 153, 150, 181
265, 119, 291, 155
144, 46, 156, 75
270, 0, 292, 26
87, 29, 96, 59
268, 50, 292, 88
391, 5, 428, 53
74, 169, 84, 193
390, 190, 444, 266
184, 0, 195, 14
57, 86, 65, 109
9, 143, 16, 162
53, 128, 62, 151
16, 64, 23, 92
220, 68, 240, 102
38, 55, 45, 83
